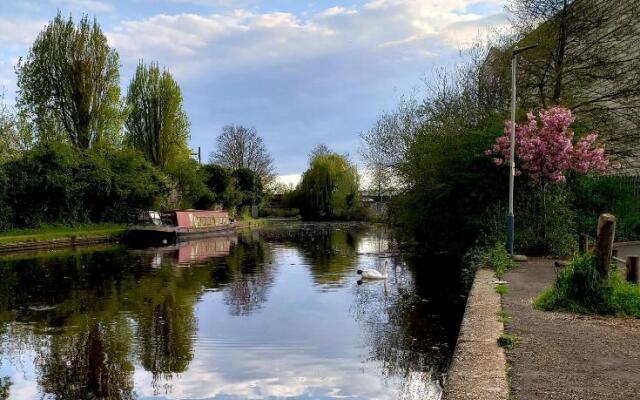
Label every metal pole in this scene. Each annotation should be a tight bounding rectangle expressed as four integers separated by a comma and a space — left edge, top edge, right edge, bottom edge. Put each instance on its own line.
191, 146, 202, 164
507, 52, 517, 255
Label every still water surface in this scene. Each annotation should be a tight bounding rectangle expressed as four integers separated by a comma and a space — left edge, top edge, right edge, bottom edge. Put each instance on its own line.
0, 223, 464, 399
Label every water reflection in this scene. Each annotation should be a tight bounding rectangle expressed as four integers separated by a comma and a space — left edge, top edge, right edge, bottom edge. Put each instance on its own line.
257, 224, 364, 288
219, 235, 275, 316
0, 224, 464, 399
36, 320, 135, 399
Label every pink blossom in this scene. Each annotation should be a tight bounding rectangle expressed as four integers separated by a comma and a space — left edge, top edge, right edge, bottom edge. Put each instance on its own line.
487, 107, 611, 186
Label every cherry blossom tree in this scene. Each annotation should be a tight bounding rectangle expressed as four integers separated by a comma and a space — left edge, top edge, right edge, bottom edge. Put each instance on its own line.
486, 107, 615, 189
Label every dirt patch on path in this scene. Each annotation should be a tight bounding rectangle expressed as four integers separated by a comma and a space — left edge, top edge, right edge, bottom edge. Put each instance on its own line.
502, 258, 640, 400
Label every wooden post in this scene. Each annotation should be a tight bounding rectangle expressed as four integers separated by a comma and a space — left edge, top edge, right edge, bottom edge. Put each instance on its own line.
578, 234, 588, 254
595, 213, 616, 279
627, 256, 640, 284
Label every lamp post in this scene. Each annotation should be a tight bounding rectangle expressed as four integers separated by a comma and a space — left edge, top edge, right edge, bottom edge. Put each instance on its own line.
507, 43, 538, 256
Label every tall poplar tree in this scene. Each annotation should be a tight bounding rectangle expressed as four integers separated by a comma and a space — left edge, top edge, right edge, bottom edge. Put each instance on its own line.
16, 12, 123, 149
124, 61, 190, 169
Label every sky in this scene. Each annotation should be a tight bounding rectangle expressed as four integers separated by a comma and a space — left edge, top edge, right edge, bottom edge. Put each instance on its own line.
0, 0, 508, 184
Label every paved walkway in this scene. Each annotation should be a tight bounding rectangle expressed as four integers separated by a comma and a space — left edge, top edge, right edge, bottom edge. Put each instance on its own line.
443, 268, 508, 400
502, 258, 640, 400
615, 242, 640, 258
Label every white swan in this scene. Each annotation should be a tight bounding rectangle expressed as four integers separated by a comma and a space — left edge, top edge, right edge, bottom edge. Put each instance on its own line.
357, 260, 388, 280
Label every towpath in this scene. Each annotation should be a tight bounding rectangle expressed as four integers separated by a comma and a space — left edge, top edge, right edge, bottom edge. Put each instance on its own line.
502, 253, 640, 400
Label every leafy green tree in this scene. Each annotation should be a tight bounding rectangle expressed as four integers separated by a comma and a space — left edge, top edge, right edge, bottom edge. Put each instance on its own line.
203, 164, 232, 195
295, 146, 361, 220
124, 61, 190, 170
0, 93, 19, 161
166, 158, 213, 209
16, 12, 122, 149
0, 168, 9, 229
3, 142, 83, 227
202, 163, 243, 211
232, 167, 263, 208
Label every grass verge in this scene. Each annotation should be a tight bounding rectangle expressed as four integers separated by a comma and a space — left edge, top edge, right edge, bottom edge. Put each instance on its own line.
465, 242, 516, 278
497, 310, 511, 324
534, 253, 640, 318
0, 223, 126, 244
495, 282, 509, 295
497, 333, 520, 349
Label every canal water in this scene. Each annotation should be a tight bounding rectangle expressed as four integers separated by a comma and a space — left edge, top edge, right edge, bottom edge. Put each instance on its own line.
0, 223, 466, 400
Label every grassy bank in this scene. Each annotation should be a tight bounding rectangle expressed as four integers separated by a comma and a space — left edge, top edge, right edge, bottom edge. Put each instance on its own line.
0, 224, 126, 244
535, 254, 640, 318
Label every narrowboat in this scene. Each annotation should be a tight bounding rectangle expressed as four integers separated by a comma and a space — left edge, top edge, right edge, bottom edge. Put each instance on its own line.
124, 209, 236, 245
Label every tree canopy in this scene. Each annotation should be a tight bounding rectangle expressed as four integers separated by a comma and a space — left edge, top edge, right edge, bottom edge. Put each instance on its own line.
16, 12, 123, 149
504, 0, 640, 158
211, 125, 274, 183
295, 146, 360, 220
124, 61, 190, 169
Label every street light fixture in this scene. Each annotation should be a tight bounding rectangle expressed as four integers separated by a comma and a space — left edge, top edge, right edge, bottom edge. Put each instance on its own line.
507, 43, 538, 256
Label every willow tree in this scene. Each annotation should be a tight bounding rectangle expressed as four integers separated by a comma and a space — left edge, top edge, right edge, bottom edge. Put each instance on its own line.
296, 146, 360, 220
16, 12, 122, 149
124, 62, 190, 169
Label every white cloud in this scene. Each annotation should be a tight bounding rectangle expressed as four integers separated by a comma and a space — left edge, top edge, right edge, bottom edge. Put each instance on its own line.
443, 12, 510, 48
107, 1, 507, 81
0, 18, 45, 49
316, 6, 358, 18
276, 174, 301, 187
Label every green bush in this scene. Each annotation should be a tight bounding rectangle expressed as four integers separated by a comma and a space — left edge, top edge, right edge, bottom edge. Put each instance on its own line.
535, 254, 640, 318
515, 186, 576, 256
0, 167, 10, 228
489, 242, 516, 278
232, 168, 263, 208
166, 158, 214, 209
464, 242, 516, 278
201, 163, 257, 213
495, 282, 509, 295
390, 120, 507, 253
3, 142, 83, 227
102, 148, 169, 221
569, 174, 640, 241
0, 144, 169, 228
203, 164, 232, 195
497, 333, 520, 349
258, 207, 300, 218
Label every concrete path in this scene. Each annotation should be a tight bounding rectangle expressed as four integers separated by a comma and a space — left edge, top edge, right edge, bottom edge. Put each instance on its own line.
443, 268, 508, 400
502, 258, 640, 400
615, 242, 640, 258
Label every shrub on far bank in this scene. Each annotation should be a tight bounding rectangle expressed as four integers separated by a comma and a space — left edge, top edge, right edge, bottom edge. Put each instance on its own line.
259, 208, 300, 218
535, 254, 640, 318
101, 148, 170, 221
166, 158, 214, 209
0, 143, 169, 229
